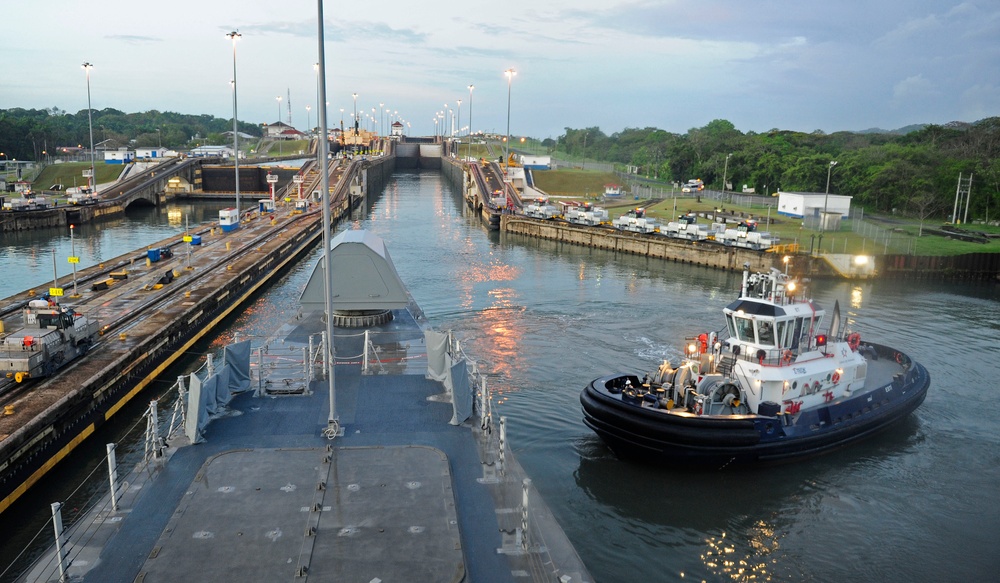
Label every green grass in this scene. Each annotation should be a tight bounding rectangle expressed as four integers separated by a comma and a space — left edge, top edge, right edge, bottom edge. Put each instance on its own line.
532, 169, 622, 198
631, 197, 1000, 256
527, 166, 1000, 256
32, 162, 122, 191
267, 140, 310, 156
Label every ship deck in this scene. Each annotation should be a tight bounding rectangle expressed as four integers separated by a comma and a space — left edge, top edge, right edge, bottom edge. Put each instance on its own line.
53, 306, 588, 582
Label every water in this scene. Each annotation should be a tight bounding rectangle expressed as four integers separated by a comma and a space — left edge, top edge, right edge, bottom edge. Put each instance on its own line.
2, 171, 999, 582
0, 202, 234, 298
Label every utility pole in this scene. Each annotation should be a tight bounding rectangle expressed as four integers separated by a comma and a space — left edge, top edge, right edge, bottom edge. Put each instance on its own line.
952, 173, 973, 224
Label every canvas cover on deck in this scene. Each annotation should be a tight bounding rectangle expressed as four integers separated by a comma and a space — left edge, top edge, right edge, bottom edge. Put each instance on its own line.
299, 230, 410, 312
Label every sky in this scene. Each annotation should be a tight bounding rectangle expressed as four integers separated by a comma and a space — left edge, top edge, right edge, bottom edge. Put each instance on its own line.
2, 1, 998, 141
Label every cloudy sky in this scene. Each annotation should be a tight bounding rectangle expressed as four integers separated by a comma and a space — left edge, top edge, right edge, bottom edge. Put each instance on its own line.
2, 1, 997, 140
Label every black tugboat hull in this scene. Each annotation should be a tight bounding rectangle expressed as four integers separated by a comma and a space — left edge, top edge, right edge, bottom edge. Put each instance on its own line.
581, 361, 930, 466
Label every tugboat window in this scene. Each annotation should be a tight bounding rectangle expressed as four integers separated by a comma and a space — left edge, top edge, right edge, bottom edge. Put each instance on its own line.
757, 321, 775, 345
775, 321, 788, 348
791, 317, 804, 350
734, 316, 754, 342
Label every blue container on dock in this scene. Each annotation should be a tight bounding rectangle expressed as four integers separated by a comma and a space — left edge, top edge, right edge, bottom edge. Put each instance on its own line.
191, 234, 202, 246
147, 248, 161, 262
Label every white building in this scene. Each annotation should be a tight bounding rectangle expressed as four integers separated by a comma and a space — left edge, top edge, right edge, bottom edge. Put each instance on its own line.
265, 122, 304, 140
135, 147, 170, 159
222, 130, 255, 140
520, 155, 551, 170
104, 148, 135, 164
190, 145, 235, 158
777, 191, 853, 230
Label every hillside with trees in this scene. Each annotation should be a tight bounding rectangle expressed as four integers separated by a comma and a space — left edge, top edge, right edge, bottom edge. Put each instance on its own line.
552, 118, 1000, 222
0, 107, 261, 162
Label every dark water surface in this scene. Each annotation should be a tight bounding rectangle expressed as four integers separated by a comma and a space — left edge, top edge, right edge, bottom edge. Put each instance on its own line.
2, 171, 998, 582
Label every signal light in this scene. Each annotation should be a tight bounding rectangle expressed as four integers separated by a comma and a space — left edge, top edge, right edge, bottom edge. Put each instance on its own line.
816, 334, 827, 347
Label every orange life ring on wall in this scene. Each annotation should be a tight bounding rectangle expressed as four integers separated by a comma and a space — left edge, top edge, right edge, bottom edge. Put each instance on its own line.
831, 371, 841, 384
847, 333, 861, 351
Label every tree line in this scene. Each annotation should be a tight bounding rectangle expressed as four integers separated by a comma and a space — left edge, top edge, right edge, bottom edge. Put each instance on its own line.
4, 107, 998, 221
550, 118, 1000, 221
0, 107, 262, 162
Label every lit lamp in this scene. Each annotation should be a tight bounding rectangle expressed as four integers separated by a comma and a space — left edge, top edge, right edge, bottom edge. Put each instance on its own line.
467, 84, 474, 160
504, 68, 516, 176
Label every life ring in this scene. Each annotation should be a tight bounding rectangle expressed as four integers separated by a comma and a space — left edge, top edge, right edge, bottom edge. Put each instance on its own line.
847, 333, 861, 351
831, 371, 841, 384
895, 352, 904, 364
781, 350, 794, 365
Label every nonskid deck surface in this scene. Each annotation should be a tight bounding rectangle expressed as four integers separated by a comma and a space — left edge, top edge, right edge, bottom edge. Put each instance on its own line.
67, 307, 580, 583
861, 352, 903, 392
137, 446, 464, 582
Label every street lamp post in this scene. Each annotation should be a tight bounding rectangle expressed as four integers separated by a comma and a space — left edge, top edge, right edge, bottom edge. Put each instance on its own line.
456, 99, 462, 158
313, 62, 320, 131
69, 224, 79, 297
306, 105, 311, 133
226, 30, 241, 220
276, 96, 283, 156
352, 93, 359, 152
822, 160, 838, 231
81, 62, 96, 194
721, 153, 731, 193
467, 84, 474, 160
504, 68, 516, 176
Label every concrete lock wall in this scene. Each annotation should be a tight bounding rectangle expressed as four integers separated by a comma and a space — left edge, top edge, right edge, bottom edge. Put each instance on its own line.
501, 216, 779, 273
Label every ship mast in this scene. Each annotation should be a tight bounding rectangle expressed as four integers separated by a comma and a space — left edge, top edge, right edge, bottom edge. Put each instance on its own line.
316, 0, 340, 439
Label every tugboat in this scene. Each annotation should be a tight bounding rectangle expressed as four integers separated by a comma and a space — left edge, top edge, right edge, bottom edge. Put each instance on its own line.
581, 266, 930, 465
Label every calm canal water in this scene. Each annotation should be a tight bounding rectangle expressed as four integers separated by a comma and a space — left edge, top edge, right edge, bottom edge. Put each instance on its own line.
2, 171, 998, 582
0, 202, 233, 298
